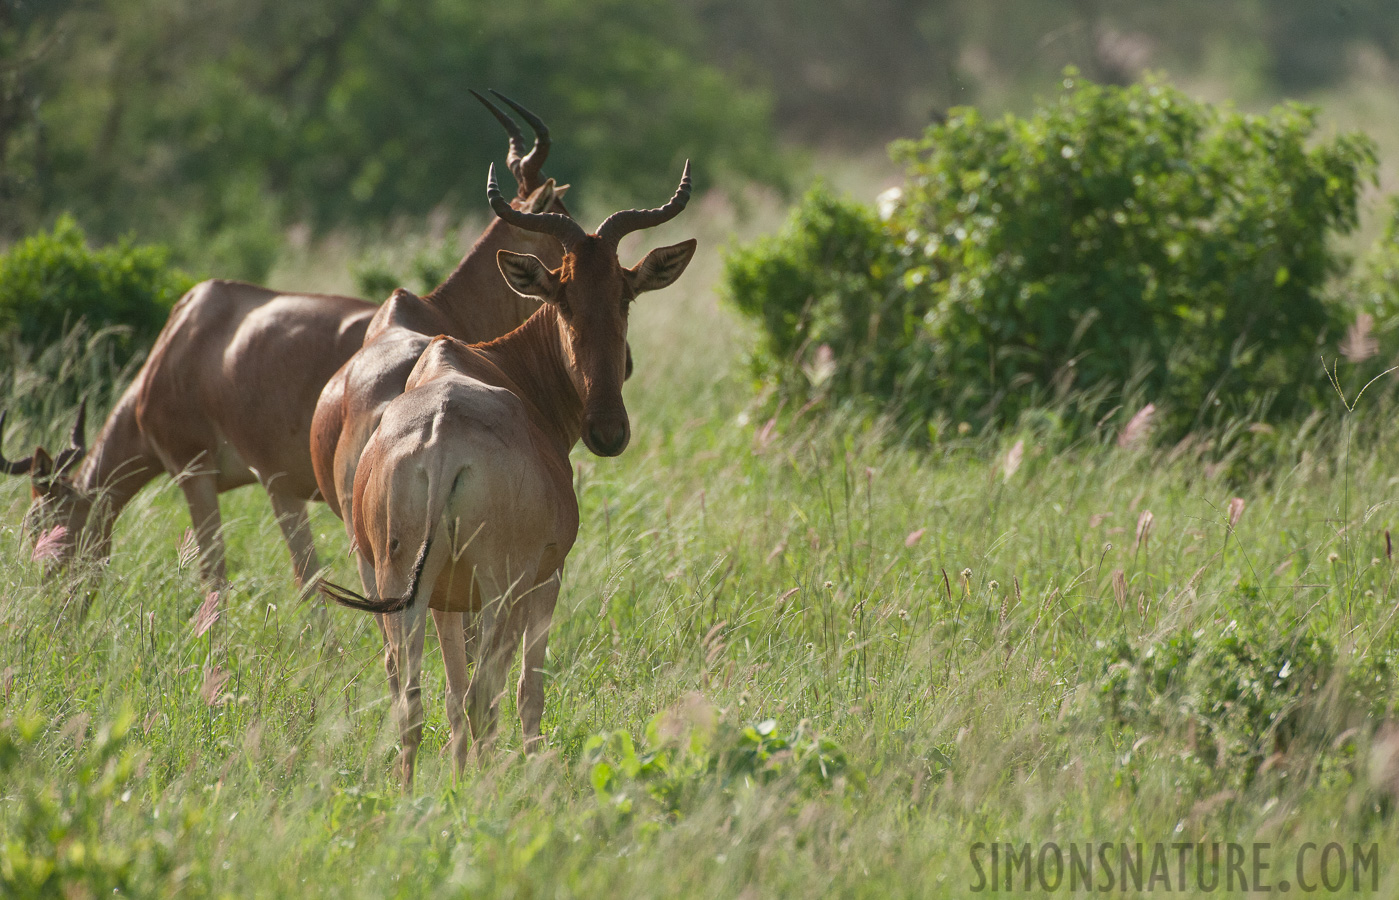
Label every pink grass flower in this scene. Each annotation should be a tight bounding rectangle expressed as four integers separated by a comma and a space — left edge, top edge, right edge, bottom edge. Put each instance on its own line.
201, 665, 230, 706
1227, 497, 1245, 529
1002, 440, 1024, 481
31, 526, 68, 562
192, 591, 221, 638
1118, 403, 1156, 449
1135, 510, 1155, 550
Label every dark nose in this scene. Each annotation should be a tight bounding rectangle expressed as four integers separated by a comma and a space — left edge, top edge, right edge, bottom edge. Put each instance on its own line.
586, 420, 630, 457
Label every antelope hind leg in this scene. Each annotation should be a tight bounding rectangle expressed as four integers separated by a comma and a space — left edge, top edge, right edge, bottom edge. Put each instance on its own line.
517, 570, 561, 754
465, 564, 537, 756
432, 608, 472, 774
266, 487, 321, 590
383, 604, 429, 788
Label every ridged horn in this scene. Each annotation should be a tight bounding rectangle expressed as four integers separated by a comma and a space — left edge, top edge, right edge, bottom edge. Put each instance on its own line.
469, 89, 551, 194
54, 400, 87, 472
0, 411, 34, 476
596, 161, 693, 248
490, 90, 551, 189
487, 163, 586, 247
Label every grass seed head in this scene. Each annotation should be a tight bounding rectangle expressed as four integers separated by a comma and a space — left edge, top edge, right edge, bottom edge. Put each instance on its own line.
1118, 403, 1157, 449
31, 525, 68, 562
1135, 510, 1155, 550
1227, 497, 1245, 529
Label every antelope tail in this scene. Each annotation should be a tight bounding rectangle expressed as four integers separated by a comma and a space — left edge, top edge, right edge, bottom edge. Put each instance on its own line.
319, 532, 434, 615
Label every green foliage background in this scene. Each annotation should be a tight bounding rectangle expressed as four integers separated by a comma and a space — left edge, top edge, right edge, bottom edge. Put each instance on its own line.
1, 0, 783, 280
0, 215, 194, 355
726, 75, 1379, 438
9, 0, 1399, 282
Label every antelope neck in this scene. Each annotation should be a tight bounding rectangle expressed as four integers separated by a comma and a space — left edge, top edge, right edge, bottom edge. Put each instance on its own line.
477, 306, 585, 458
72, 394, 164, 525
425, 219, 561, 339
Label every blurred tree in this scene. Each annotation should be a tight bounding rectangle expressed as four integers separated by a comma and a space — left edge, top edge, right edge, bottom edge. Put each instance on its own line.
1, 0, 782, 279
5, 0, 1398, 283
683, 0, 965, 143
0, 0, 73, 230
681, 0, 1399, 142
1261, 0, 1399, 91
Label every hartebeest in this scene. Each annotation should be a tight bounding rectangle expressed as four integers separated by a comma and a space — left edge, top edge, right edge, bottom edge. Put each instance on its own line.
309, 94, 621, 532
321, 162, 696, 784
1, 92, 566, 589
2, 285, 375, 587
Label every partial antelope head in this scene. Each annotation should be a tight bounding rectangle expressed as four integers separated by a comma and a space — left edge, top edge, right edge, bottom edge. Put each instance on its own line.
1, 403, 91, 570
488, 162, 696, 457
470, 89, 571, 215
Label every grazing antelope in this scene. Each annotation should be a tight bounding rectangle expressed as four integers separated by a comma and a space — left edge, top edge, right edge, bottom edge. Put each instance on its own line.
2, 92, 564, 589
321, 162, 696, 784
3, 286, 374, 587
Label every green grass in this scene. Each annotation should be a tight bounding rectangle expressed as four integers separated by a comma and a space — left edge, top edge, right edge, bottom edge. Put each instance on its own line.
4, 207, 1399, 897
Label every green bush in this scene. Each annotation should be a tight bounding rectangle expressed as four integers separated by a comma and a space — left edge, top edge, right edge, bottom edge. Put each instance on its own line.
1350, 199, 1399, 354
353, 238, 464, 301
725, 73, 1377, 439
584, 707, 861, 823
1086, 616, 1393, 789
0, 215, 195, 356
0, 710, 182, 896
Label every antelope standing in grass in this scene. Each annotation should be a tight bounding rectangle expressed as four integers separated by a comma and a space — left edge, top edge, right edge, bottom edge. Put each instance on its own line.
321, 163, 696, 784
1, 92, 564, 589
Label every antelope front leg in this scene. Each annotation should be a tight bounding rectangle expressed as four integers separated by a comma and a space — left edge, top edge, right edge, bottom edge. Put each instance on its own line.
431, 608, 472, 774
266, 488, 321, 590
179, 472, 227, 588
517, 571, 561, 754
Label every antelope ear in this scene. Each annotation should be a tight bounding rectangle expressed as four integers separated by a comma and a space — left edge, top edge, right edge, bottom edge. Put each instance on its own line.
31, 447, 53, 480
525, 179, 557, 213
626, 239, 697, 296
497, 249, 560, 302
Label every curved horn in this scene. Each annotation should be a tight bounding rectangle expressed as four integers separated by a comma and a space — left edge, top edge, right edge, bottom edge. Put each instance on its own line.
596, 161, 693, 248
488, 90, 551, 188
470, 89, 529, 191
54, 399, 87, 472
0, 411, 34, 476
487, 163, 586, 247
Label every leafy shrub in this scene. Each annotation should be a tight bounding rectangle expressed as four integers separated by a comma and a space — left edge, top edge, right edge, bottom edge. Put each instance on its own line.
584, 703, 860, 821
1086, 618, 1392, 788
0, 710, 183, 896
1346, 200, 1399, 375
725, 73, 1377, 439
0, 215, 195, 357
353, 239, 464, 301
725, 185, 901, 397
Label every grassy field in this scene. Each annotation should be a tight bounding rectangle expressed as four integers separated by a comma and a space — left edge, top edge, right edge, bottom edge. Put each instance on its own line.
5, 199, 1399, 897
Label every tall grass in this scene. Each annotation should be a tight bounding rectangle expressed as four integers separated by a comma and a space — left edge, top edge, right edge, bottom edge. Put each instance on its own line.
3, 201, 1399, 897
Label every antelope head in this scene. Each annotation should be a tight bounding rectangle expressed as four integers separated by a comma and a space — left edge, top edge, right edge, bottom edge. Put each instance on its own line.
1, 402, 91, 570
488, 162, 697, 457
